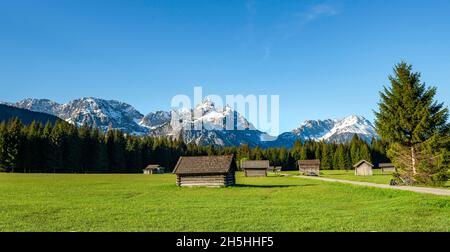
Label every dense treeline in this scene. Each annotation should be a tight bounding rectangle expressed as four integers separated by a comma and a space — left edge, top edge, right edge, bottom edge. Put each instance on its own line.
0, 118, 389, 173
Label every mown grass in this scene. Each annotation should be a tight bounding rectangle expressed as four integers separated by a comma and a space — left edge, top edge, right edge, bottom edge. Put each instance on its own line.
320, 169, 394, 184
0, 172, 449, 232
282, 169, 393, 184
284, 169, 450, 188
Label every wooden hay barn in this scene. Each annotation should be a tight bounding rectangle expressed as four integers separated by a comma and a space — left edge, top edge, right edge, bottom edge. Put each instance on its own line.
173, 155, 236, 187
379, 163, 396, 173
143, 164, 164, 174
298, 160, 320, 176
354, 160, 373, 176
241, 160, 270, 177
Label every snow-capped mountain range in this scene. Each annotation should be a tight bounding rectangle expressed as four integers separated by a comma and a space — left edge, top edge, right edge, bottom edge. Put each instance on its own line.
271, 115, 378, 147
14, 98, 148, 134
4, 97, 379, 147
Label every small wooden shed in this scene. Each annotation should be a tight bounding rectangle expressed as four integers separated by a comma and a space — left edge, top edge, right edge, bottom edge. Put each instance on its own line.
241, 160, 270, 177
173, 155, 236, 187
354, 160, 373, 176
379, 163, 396, 173
143, 164, 165, 174
298, 160, 320, 176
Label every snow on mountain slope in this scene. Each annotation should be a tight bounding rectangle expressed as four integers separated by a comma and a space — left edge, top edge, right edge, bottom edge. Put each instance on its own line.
270, 115, 378, 147
13, 97, 148, 134
15, 98, 61, 115
145, 98, 266, 147
7, 97, 378, 147
139, 111, 171, 129
317, 115, 377, 142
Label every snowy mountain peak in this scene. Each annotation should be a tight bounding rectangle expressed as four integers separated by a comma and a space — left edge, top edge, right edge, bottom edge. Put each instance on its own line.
15, 98, 61, 115
272, 115, 378, 147
14, 97, 147, 135
6, 97, 378, 147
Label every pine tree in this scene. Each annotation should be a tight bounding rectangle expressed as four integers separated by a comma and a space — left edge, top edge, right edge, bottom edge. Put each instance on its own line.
49, 121, 64, 172
291, 140, 302, 160
349, 134, 361, 165
375, 62, 449, 184
359, 143, 372, 163
64, 124, 81, 173
321, 143, 332, 170
0, 122, 6, 172
300, 145, 308, 160
112, 130, 126, 172
343, 145, 352, 171
333, 144, 346, 170
3, 118, 23, 172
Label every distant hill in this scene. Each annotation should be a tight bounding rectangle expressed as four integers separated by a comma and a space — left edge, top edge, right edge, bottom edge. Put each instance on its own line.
0, 104, 62, 125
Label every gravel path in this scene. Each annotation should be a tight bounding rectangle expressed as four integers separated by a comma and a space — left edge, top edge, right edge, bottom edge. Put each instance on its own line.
291, 175, 450, 196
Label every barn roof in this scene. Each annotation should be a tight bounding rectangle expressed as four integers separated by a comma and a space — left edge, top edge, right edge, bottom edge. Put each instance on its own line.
298, 159, 320, 166
379, 163, 395, 168
173, 155, 234, 175
353, 160, 374, 168
241, 160, 270, 169
144, 164, 161, 170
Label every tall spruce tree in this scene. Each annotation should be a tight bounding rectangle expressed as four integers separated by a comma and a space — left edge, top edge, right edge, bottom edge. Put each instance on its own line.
321, 143, 332, 170
375, 62, 449, 184
4, 119, 23, 172
0, 122, 6, 172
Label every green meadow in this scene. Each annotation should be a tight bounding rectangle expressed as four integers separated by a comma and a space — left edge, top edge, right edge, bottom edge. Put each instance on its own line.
0, 172, 449, 232
283, 169, 450, 188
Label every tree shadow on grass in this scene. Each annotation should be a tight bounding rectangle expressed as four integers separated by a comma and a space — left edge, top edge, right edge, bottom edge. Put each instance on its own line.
234, 184, 316, 188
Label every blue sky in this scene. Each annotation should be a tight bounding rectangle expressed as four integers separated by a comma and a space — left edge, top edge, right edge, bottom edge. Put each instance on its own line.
1, 0, 450, 133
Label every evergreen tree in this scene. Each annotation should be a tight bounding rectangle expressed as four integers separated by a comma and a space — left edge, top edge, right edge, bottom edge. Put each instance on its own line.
3, 119, 23, 172
350, 134, 361, 165
333, 144, 346, 170
375, 62, 449, 184
321, 143, 332, 170
300, 145, 308, 160
64, 124, 81, 173
0, 122, 6, 172
359, 143, 372, 163
49, 121, 64, 172
343, 145, 352, 171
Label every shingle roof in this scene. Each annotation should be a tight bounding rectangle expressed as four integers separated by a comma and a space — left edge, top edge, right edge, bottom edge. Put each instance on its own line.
144, 164, 161, 170
241, 160, 270, 169
173, 155, 234, 174
298, 159, 320, 169
353, 160, 374, 168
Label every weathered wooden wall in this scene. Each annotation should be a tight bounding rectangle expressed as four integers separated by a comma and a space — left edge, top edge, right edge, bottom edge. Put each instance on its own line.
244, 169, 267, 177
176, 172, 235, 187
355, 163, 373, 176
381, 167, 396, 173
299, 167, 320, 175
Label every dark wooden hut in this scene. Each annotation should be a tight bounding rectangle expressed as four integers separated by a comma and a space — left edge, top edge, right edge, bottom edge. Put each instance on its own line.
298, 159, 320, 176
354, 160, 373, 176
241, 160, 270, 177
173, 155, 236, 187
379, 163, 396, 173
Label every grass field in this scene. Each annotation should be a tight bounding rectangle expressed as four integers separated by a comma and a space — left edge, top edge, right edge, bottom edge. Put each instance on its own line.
284, 169, 450, 188
0, 172, 449, 232
320, 169, 394, 184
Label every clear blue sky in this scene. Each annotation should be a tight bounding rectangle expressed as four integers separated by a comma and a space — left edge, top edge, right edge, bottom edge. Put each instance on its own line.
1, 0, 450, 133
